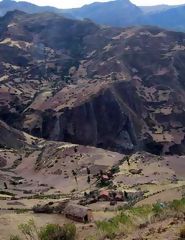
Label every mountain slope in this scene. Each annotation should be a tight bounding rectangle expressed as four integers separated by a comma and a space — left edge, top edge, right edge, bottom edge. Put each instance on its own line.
0, 119, 38, 149
0, 11, 185, 154
67, 0, 142, 27
0, 0, 68, 16
0, 0, 142, 28
68, 1, 185, 31
1, 0, 185, 31
140, 6, 185, 32
67, 1, 185, 31
140, 4, 182, 14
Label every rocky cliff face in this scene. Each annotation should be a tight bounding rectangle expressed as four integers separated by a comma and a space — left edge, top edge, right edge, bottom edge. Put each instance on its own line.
40, 84, 139, 153
0, 12, 185, 154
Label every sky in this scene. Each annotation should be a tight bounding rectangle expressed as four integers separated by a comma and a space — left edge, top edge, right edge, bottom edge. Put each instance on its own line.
15, 0, 185, 9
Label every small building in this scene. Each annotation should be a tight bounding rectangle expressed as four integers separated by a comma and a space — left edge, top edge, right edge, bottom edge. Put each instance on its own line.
64, 203, 93, 223
101, 175, 110, 181
115, 191, 124, 201
98, 190, 110, 201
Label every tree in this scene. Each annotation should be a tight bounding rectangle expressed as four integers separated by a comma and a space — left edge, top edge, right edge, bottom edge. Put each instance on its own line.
178, 34, 184, 47
99, 170, 103, 176
4, 182, 8, 189
125, 156, 130, 166
72, 170, 78, 189
86, 167, 91, 175
87, 176, 91, 184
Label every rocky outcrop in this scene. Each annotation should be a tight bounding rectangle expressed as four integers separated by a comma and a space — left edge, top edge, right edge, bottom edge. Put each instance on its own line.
22, 82, 139, 153
47, 84, 139, 152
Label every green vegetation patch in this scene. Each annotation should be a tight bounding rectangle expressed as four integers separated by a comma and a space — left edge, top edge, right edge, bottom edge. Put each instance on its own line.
96, 212, 131, 239
10, 219, 76, 240
0, 190, 15, 196
96, 198, 185, 239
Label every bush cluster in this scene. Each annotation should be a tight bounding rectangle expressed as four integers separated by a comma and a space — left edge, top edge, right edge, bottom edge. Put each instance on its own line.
10, 219, 76, 240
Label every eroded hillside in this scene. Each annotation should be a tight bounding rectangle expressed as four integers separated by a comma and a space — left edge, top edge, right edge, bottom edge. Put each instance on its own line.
0, 11, 185, 154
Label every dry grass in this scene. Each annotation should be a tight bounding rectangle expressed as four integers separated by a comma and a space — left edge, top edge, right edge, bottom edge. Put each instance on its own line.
95, 198, 185, 240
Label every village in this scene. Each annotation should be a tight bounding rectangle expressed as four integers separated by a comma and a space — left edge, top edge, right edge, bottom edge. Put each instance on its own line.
0, 147, 185, 240
30, 156, 145, 223
0, 152, 146, 224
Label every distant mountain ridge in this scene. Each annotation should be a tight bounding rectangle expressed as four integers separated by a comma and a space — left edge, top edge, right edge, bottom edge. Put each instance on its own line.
140, 5, 185, 32
0, 0, 185, 31
140, 4, 185, 14
0, 0, 70, 17
65, 0, 142, 27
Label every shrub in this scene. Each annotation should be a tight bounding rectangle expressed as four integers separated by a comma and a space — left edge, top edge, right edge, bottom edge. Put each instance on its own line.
152, 203, 164, 216
10, 236, 21, 240
180, 226, 185, 239
10, 221, 76, 240
18, 219, 38, 239
111, 165, 120, 174
129, 205, 152, 217
96, 212, 131, 239
85, 236, 97, 240
15, 209, 29, 214
33, 204, 54, 214
170, 198, 185, 212
39, 223, 76, 240
63, 223, 76, 240
0, 190, 15, 196
39, 224, 64, 240
96, 220, 117, 239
